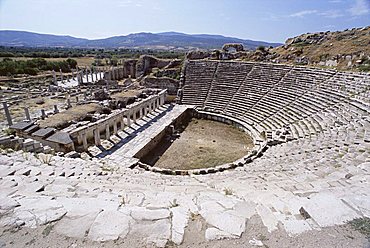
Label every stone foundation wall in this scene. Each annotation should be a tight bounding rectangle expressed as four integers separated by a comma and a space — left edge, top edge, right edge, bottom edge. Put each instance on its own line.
135, 109, 267, 175
141, 76, 179, 95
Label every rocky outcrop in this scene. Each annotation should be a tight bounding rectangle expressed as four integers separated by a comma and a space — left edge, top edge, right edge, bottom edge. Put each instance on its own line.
269, 26, 370, 70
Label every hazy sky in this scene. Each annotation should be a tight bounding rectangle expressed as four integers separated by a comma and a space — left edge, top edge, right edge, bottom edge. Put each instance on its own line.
0, 0, 369, 42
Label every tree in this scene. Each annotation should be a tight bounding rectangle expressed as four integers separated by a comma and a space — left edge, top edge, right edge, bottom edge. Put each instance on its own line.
66, 58, 77, 69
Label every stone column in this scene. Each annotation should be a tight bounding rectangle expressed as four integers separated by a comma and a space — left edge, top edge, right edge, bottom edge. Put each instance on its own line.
85, 69, 89, 83
105, 124, 110, 140
76, 96, 79, 103
72, 68, 75, 79
133, 109, 137, 123
53, 105, 59, 114
144, 104, 149, 116
76, 73, 80, 84
41, 109, 46, 119
2, 102, 12, 126
90, 68, 94, 82
112, 68, 116, 80
94, 128, 101, 146
52, 70, 57, 85
23, 107, 31, 121
126, 111, 131, 127
99, 68, 102, 80
160, 94, 165, 106
67, 98, 72, 109
81, 132, 88, 150
113, 120, 118, 134
141, 107, 145, 118
138, 107, 142, 120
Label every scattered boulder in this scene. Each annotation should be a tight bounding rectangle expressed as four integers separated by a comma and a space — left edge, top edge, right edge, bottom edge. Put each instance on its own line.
35, 98, 45, 105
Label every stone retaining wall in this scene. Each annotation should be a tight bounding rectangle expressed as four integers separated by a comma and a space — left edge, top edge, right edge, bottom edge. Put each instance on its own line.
135, 109, 267, 175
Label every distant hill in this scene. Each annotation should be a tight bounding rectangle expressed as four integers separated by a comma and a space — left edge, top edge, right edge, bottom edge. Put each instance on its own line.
0, 30, 281, 50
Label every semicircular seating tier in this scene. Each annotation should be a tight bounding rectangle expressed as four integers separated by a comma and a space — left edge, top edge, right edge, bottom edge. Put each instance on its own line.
181, 60, 370, 145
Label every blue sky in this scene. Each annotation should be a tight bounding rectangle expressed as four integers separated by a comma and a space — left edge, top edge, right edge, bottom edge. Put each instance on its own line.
0, 0, 369, 42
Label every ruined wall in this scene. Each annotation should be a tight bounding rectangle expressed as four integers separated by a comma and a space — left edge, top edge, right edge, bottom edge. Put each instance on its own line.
141, 76, 179, 95
122, 60, 137, 78
136, 55, 171, 78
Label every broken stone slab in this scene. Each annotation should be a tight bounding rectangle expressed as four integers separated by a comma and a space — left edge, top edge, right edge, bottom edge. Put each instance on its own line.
8, 197, 66, 228
171, 207, 189, 245
199, 201, 226, 214
129, 219, 171, 248
205, 227, 239, 241
275, 213, 312, 235
0, 167, 16, 177
196, 191, 239, 209
0, 216, 25, 228
301, 193, 361, 227
200, 210, 246, 237
87, 210, 132, 242
18, 181, 46, 194
130, 207, 171, 221
0, 156, 13, 166
0, 179, 18, 188
232, 201, 257, 219
44, 184, 76, 197
54, 211, 101, 239
256, 204, 278, 232
342, 195, 370, 218
56, 197, 120, 217
0, 197, 20, 215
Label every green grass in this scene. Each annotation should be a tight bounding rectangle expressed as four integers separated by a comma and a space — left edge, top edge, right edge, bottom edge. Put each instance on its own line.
348, 217, 370, 239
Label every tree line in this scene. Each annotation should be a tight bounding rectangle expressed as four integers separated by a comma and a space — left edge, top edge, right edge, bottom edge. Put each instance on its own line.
0, 58, 77, 76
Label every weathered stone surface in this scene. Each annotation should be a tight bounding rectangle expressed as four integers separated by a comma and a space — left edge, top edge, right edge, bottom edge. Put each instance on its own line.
57, 197, 119, 217
171, 207, 189, 245
0, 197, 20, 212
87, 210, 131, 241
256, 204, 278, 232
9, 197, 66, 228
0, 216, 25, 228
55, 212, 100, 238
131, 207, 170, 221
232, 201, 256, 218
200, 210, 246, 237
302, 193, 360, 227
276, 214, 312, 235
0, 156, 13, 166
130, 219, 171, 248
205, 227, 238, 240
